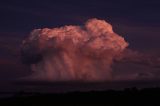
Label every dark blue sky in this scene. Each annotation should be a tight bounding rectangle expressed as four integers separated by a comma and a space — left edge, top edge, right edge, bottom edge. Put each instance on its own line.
0, 0, 160, 81
0, 0, 160, 49
0, 0, 160, 31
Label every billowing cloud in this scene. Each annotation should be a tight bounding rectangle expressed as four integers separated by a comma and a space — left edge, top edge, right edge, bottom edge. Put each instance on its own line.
21, 18, 128, 81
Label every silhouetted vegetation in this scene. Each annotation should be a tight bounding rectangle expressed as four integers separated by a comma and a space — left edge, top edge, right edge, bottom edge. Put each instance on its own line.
0, 87, 160, 105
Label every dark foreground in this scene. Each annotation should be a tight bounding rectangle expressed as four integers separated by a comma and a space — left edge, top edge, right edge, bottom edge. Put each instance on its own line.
0, 87, 160, 106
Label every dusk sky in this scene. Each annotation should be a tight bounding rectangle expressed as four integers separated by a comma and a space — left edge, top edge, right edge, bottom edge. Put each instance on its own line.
0, 0, 160, 88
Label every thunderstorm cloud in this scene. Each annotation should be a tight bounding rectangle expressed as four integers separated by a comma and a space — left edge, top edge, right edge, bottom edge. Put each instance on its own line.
21, 18, 129, 81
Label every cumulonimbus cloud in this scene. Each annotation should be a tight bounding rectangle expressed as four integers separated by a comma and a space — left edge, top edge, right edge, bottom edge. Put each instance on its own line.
21, 18, 129, 81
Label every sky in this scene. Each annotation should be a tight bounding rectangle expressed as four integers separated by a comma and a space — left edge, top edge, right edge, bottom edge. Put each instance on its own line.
0, 0, 160, 84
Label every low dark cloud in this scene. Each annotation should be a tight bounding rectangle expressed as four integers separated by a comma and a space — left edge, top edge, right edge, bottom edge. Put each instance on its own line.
113, 49, 160, 80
